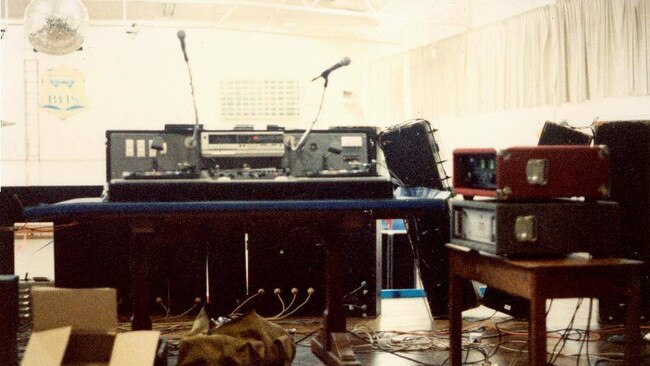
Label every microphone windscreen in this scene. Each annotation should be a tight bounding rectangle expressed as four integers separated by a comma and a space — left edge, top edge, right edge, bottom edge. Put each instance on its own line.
177, 29, 186, 40
341, 56, 351, 66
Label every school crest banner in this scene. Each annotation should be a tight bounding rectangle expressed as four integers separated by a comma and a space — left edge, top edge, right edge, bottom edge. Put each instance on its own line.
40, 67, 88, 120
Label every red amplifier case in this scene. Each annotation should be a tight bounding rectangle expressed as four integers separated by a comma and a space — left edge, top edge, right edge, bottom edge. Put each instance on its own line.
453, 146, 610, 199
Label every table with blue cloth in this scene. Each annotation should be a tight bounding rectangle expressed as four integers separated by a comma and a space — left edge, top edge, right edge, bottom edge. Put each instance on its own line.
21, 197, 444, 366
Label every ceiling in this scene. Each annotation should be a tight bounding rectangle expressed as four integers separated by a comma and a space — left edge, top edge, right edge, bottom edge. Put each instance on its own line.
2, 0, 554, 46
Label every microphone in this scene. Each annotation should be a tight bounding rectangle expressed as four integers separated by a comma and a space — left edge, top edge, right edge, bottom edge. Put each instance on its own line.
177, 29, 199, 150
292, 57, 351, 151
312, 57, 351, 81
177, 29, 188, 62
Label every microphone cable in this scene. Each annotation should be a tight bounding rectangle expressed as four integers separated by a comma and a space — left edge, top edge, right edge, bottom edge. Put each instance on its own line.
290, 56, 351, 152
290, 82, 327, 152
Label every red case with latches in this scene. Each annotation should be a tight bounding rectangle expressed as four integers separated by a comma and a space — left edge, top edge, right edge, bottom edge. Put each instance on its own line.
453, 146, 610, 199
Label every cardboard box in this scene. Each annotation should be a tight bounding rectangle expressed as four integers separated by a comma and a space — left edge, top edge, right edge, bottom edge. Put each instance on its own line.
22, 287, 162, 366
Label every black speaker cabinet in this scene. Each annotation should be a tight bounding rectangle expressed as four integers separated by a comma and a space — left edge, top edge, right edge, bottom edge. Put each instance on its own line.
378, 119, 451, 190
538, 121, 593, 145
381, 231, 416, 289
404, 200, 478, 318
147, 223, 208, 315
246, 221, 381, 318
206, 225, 247, 318
0, 192, 23, 275
595, 121, 650, 323
481, 287, 529, 319
0, 275, 18, 366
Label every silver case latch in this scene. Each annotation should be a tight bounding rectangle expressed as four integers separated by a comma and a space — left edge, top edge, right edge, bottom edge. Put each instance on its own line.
526, 159, 548, 186
515, 215, 537, 242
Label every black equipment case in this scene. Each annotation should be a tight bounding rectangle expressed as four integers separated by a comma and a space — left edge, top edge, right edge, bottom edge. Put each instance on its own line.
450, 199, 620, 257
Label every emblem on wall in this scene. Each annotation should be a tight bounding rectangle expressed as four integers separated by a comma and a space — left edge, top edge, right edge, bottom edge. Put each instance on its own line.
40, 67, 88, 120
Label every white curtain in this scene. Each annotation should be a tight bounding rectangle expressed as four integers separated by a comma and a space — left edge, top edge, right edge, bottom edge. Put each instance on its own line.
407, 43, 436, 119
562, 0, 650, 99
408, 35, 468, 119
369, 0, 650, 120
366, 53, 405, 126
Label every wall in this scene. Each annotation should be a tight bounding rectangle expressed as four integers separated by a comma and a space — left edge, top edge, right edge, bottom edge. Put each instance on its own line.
0, 25, 401, 186
3, 19, 647, 187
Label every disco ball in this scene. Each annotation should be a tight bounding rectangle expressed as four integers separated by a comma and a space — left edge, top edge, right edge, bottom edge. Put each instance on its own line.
24, 0, 89, 55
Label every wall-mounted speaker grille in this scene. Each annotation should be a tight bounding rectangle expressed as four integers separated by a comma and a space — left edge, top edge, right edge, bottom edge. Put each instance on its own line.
219, 78, 300, 121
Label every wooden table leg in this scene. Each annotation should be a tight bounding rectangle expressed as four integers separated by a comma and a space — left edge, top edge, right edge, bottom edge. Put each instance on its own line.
311, 231, 360, 366
624, 277, 641, 366
131, 225, 153, 331
529, 293, 547, 366
449, 272, 463, 366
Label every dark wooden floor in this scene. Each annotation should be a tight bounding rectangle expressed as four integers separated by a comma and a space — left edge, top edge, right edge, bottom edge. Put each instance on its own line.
155, 297, 650, 365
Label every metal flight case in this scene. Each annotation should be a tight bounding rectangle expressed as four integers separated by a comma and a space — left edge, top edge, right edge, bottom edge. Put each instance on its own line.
450, 199, 620, 258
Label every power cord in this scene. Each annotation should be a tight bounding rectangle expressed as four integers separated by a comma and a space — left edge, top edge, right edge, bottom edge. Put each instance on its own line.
268, 288, 298, 318
548, 298, 583, 364
347, 329, 441, 366
575, 298, 594, 366
229, 288, 265, 316
343, 281, 367, 300
267, 288, 315, 320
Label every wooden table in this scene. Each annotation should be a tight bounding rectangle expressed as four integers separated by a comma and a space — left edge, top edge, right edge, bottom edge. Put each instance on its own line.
447, 243, 644, 366
21, 197, 446, 366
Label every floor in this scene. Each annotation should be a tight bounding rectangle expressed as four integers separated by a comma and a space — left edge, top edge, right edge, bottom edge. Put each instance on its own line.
13, 230, 650, 365
145, 296, 650, 366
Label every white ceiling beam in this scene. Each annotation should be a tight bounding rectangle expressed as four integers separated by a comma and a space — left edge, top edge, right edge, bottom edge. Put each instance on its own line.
217, 3, 237, 24
379, 0, 398, 13
362, 0, 377, 13
94, 19, 413, 45
3, 0, 468, 29
100, 0, 447, 24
